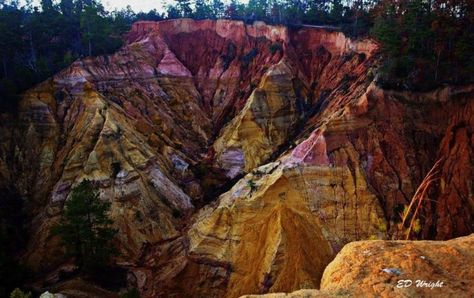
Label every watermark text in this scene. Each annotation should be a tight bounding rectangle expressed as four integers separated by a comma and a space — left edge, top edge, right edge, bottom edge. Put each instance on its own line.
396, 280, 444, 289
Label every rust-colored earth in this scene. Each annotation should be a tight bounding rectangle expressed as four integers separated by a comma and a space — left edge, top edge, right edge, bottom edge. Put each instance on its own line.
0, 19, 472, 297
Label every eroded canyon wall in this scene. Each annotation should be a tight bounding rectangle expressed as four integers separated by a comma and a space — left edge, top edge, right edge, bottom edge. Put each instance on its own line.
0, 19, 472, 297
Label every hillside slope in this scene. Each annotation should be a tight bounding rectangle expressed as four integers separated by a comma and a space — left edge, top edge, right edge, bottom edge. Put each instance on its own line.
0, 19, 472, 297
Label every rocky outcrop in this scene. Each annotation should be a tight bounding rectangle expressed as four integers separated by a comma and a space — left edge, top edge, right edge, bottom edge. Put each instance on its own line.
133, 82, 473, 297
7, 45, 210, 270
0, 19, 472, 297
242, 234, 474, 298
211, 23, 378, 178
135, 161, 386, 297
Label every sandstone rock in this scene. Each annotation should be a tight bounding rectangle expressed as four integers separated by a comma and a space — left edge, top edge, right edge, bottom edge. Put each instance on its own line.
0, 19, 472, 298
2, 20, 385, 273
136, 77, 473, 297
40, 291, 66, 298
48, 278, 118, 298
322, 234, 474, 297
211, 27, 378, 177
137, 157, 388, 297
241, 234, 474, 298
242, 289, 332, 298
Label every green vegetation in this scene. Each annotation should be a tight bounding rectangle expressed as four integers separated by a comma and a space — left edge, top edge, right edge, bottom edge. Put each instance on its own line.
0, 0, 143, 112
120, 287, 141, 298
371, 1, 474, 90
397, 158, 443, 239
9, 288, 32, 298
370, 212, 387, 236
247, 179, 258, 194
269, 42, 283, 55
0, 0, 472, 111
52, 180, 117, 274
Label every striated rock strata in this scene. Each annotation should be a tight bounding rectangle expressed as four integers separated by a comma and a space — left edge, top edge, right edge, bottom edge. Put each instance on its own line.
242, 234, 474, 298
0, 19, 472, 297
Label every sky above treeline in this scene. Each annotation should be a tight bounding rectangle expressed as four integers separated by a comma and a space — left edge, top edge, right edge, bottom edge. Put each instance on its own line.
17, 0, 249, 13
104, 0, 171, 12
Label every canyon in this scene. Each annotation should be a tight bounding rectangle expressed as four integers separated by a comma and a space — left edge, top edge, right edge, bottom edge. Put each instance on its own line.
0, 19, 472, 297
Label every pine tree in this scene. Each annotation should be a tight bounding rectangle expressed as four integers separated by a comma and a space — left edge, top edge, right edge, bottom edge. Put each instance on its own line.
329, 0, 343, 24
176, 0, 193, 18
167, 5, 181, 19
195, 0, 213, 19
225, 0, 239, 19
211, 0, 225, 19
52, 180, 117, 274
371, 3, 399, 57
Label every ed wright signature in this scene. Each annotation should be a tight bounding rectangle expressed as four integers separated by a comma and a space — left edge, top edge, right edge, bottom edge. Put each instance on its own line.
396, 279, 445, 289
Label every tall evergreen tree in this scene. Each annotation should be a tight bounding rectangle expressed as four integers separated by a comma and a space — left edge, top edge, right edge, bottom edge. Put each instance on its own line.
329, 0, 343, 24
176, 0, 192, 18
225, 0, 240, 19
41, 0, 54, 12
59, 0, 74, 16
211, 0, 224, 19
52, 180, 117, 274
167, 5, 181, 19
195, 0, 213, 19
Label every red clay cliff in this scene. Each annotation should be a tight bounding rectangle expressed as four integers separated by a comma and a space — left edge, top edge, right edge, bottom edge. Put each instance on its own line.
0, 19, 472, 297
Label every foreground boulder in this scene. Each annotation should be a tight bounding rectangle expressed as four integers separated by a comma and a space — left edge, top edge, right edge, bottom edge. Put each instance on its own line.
242, 234, 474, 297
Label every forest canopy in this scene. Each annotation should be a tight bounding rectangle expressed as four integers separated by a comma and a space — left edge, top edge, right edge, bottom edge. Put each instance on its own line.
0, 0, 473, 111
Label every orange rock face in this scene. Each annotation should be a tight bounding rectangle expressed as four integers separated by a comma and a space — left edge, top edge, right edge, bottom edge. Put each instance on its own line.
242, 234, 474, 298
0, 19, 472, 297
